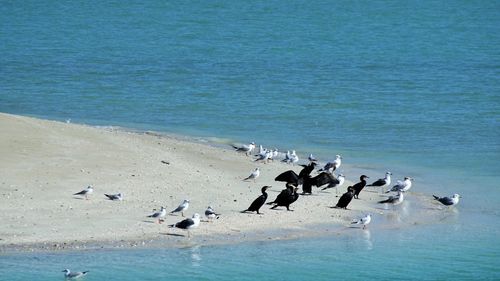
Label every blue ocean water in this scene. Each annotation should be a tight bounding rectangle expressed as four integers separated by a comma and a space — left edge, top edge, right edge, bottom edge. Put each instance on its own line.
1, 0, 499, 279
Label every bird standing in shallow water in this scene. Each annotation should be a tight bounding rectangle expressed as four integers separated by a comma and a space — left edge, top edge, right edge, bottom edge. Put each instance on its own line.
378, 191, 404, 208
351, 213, 372, 229
387, 177, 413, 193
433, 194, 460, 206
62, 269, 89, 279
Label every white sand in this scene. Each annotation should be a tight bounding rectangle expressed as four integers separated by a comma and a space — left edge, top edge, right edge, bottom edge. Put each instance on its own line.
0, 113, 404, 251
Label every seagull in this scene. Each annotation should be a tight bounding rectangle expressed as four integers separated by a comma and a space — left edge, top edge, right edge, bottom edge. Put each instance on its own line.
282, 150, 291, 163
308, 153, 318, 162
147, 206, 167, 223
271, 148, 279, 160
168, 213, 201, 238
171, 199, 190, 217
104, 193, 123, 201
243, 168, 260, 182
321, 174, 345, 194
378, 191, 404, 207
73, 185, 93, 200
232, 142, 256, 156
351, 213, 372, 229
282, 150, 299, 164
367, 172, 392, 193
433, 194, 460, 206
205, 206, 220, 221
289, 150, 299, 165
254, 150, 271, 163
386, 177, 413, 193
319, 155, 342, 174
62, 269, 89, 279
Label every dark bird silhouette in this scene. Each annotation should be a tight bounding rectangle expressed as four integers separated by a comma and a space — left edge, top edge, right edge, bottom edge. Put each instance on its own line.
270, 186, 300, 211
333, 186, 355, 209
298, 162, 317, 178
275, 170, 300, 186
301, 172, 337, 194
274, 162, 317, 186
352, 175, 369, 199
267, 183, 294, 205
241, 186, 271, 214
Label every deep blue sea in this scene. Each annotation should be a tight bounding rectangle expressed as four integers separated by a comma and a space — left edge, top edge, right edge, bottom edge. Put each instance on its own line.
1, 0, 499, 279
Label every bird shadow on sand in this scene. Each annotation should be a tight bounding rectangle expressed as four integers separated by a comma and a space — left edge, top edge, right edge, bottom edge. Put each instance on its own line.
141, 220, 158, 224
159, 232, 186, 237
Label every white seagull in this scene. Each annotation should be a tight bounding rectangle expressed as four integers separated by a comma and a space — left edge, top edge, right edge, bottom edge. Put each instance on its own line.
308, 153, 318, 162
351, 213, 372, 229
281, 150, 299, 164
321, 174, 346, 194
62, 269, 89, 279
254, 150, 271, 163
232, 142, 256, 156
282, 150, 298, 164
433, 194, 460, 206
171, 199, 190, 217
386, 177, 413, 193
73, 185, 93, 200
147, 206, 167, 223
319, 155, 342, 173
243, 168, 260, 182
104, 193, 123, 201
205, 206, 220, 221
169, 213, 201, 238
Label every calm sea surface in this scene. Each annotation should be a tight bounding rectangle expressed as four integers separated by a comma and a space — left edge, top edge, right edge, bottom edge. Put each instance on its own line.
1, 0, 499, 279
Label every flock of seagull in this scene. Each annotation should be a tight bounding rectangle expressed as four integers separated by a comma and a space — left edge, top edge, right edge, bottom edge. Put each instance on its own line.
235, 142, 461, 224
65, 141, 460, 279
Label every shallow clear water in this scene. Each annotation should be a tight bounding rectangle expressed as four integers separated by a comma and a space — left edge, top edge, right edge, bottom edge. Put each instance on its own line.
0, 0, 499, 279
1, 221, 499, 281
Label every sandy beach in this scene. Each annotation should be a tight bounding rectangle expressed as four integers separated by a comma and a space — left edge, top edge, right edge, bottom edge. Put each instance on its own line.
0, 113, 431, 252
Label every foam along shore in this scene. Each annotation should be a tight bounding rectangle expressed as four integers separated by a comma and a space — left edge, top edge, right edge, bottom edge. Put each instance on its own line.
0, 113, 438, 251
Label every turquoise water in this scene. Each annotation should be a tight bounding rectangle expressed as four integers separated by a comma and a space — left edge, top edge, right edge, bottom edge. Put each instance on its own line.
1, 222, 499, 281
1, 0, 499, 279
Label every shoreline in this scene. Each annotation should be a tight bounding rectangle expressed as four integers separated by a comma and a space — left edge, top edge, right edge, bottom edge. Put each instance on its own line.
0, 113, 447, 253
